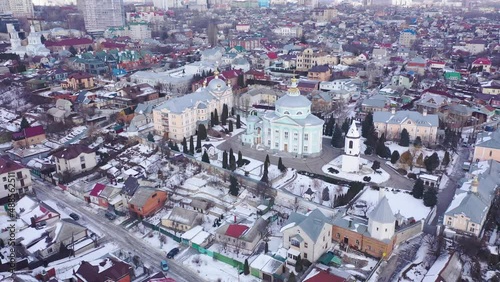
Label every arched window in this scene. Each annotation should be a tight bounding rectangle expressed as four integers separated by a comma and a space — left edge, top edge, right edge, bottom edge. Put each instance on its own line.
284, 111, 290, 115
297, 111, 303, 115
349, 140, 353, 149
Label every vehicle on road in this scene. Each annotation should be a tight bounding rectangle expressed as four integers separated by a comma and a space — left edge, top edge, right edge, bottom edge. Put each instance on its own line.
167, 247, 179, 259
105, 212, 116, 220
161, 260, 169, 271
69, 213, 80, 220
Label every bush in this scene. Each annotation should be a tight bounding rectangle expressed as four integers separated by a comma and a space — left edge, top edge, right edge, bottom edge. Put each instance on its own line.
407, 173, 417, 180
397, 168, 407, 175
364, 147, 373, 155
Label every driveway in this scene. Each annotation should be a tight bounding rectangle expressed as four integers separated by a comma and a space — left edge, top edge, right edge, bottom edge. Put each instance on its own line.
217, 134, 414, 189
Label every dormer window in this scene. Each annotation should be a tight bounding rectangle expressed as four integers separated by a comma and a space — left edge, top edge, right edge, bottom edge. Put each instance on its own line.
297, 111, 303, 115
284, 111, 290, 115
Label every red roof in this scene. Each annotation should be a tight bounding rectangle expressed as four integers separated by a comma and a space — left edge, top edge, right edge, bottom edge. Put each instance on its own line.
45, 38, 93, 47
473, 58, 491, 65
304, 269, 348, 282
267, 52, 278, 59
12, 125, 45, 140
89, 183, 106, 197
101, 41, 127, 49
225, 224, 249, 238
0, 156, 25, 174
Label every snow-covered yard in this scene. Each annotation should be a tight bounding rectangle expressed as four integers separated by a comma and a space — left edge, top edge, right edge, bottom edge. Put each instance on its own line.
183, 253, 260, 282
351, 187, 431, 220
322, 155, 390, 184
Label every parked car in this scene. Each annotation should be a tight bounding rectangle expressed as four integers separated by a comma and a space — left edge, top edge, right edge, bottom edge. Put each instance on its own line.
161, 260, 169, 271
69, 213, 80, 220
35, 221, 47, 229
167, 247, 179, 259
105, 212, 116, 220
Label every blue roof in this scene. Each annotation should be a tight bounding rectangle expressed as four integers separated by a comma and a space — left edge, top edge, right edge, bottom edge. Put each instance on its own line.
402, 29, 416, 35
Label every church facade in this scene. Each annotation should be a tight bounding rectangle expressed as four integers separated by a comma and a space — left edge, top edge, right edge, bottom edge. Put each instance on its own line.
8, 24, 50, 57
242, 79, 324, 157
152, 71, 233, 141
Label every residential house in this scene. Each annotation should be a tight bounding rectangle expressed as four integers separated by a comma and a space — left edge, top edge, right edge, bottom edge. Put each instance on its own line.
29, 219, 91, 259
17, 197, 60, 227
406, 57, 427, 75
372, 48, 388, 60
74, 256, 132, 282
373, 109, 439, 144
482, 84, 500, 95
0, 157, 32, 204
361, 95, 390, 113
47, 99, 73, 123
415, 93, 448, 115
473, 129, 500, 162
12, 125, 46, 148
120, 176, 140, 208
237, 86, 281, 112
310, 91, 333, 113
128, 188, 167, 219
471, 58, 492, 73
61, 73, 95, 90
447, 104, 472, 127
249, 254, 285, 282
304, 267, 354, 282
444, 160, 500, 237
296, 48, 338, 71
307, 65, 332, 82
215, 217, 268, 254
52, 144, 97, 175
118, 83, 159, 103
161, 207, 202, 233
391, 74, 413, 89
281, 209, 332, 264
88, 183, 108, 208
297, 80, 319, 93
465, 39, 487, 55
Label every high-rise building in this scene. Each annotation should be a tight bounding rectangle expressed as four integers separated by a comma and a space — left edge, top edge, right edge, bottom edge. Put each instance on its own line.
78, 0, 124, 32
3, 0, 34, 18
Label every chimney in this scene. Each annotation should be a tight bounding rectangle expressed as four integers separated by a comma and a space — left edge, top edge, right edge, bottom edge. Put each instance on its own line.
471, 177, 479, 193
423, 108, 428, 116
234, 215, 236, 223
379, 187, 385, 200
391, 107, 396, 115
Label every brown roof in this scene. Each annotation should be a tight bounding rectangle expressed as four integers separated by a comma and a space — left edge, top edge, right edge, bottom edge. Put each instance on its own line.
75, 257, 131, 282
52, 144, 94, 160
0, 156, 25, 174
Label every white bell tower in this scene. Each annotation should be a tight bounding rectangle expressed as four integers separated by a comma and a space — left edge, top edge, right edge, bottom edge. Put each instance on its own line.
342, 120, 361, 172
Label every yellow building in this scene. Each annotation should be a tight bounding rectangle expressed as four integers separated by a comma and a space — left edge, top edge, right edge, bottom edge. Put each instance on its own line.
153, 71, 233, 141
473, 130, 500, 162
296, 48, 338, 71
373, 109, 439, 144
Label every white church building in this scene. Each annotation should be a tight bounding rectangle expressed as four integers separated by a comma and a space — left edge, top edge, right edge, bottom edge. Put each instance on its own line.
342, 120, 361, 172
7, 24, 50, 57
242, 78, 324, 157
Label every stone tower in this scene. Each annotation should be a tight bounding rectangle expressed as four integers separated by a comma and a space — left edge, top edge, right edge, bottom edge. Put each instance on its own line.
342, 120, 361, 172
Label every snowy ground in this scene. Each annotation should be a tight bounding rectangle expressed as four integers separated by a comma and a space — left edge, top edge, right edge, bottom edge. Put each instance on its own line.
131, 227, 181, 254
322, 155, 390, 184
183, 253, 260, 282
396, 235, 432, 281
350, 187, 431, 220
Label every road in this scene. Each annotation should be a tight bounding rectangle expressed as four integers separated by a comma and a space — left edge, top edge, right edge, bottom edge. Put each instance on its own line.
218, 134, 414, 190
33, 179, 205, 282
431, 147, 470, 225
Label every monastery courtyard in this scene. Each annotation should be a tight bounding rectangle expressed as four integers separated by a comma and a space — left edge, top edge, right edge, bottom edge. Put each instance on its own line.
217, 133, 414, 189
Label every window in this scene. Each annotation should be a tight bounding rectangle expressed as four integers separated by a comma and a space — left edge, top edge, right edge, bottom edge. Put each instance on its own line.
356, 240, 359, 245
376, 227, 379, 231
349, 140, 353, 149
284, 111, 290, 115
337, 233, 340, 238
447, 221, 452, 226
291, 239, 300, 247
80, 156, 85, 162
304, 242, 308, 248
304, 146, 308, 152
304, 134, 309, 141
81, 163, 86, 169
268, 140, 271, 146
284, 132, 289, 138
275, 142, 279, 148
385, 228, 387, 232
297, 111, 303, 115
323, 236, 325, 241
4, 184, 7, 190
469, 227, 474, 232
490, 151, 493, 157
471, 223, 475, 226
304, 253, 308, 259
2, 177, 6, 181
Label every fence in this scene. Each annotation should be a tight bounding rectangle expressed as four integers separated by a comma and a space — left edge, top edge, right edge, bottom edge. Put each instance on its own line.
394, 220, 424, 246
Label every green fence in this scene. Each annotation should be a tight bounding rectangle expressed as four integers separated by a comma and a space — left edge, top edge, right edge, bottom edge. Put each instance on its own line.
142, 221, 181, 242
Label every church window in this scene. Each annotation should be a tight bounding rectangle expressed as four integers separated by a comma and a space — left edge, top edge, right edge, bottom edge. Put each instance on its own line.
284, 132, 289, 138
349, 140, 353, 149
304, 146, 308, 152
268, 140, 271, 146
275, 142, 279, 148
490, 151, 493, 157
447, 221, 451, 226
284, 111, 290, 115
376, 227, 379, 231
297, 111, 303, 115
304, 134, 309, 141
268, 129, 271, 135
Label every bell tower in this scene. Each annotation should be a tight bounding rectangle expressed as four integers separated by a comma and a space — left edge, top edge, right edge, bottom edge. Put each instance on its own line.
342, 120, 361, 172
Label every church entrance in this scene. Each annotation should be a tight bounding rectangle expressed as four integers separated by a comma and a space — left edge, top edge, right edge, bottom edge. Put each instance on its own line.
284, 144, 288, 152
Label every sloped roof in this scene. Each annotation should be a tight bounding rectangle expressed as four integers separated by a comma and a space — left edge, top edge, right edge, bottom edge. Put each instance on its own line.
128, 188, 160, 208
89, 183, 106, 197
369, 197, 396, 224
225, 224, 249, 238
75, 257, 131, 282
283, 209, 331, 243
12, 125, 45, 140
0, 156, 25, 174
52, 144, 94, 160
373, 110, 438, 127
475, 130, 500, 150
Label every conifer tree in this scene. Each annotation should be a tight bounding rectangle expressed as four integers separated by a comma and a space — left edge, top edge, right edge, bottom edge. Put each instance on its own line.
423, 187, 438, 207
237, 151, 243, 167
20, 117, 29, 129
229, 174, 239, 196
202, 151, 210, 163
412, 179, 424, 199
236, 115, 241, 129
222, 150, 228, 169
189, 136, 194, 155
181, 137, 188, 153
228, 120, 233, 132
243, 258, 249, 275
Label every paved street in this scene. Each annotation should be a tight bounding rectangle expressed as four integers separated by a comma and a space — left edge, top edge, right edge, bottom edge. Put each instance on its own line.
217, 134, 414, 189
33, 179, 205, 282
431, 147, 470, 225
